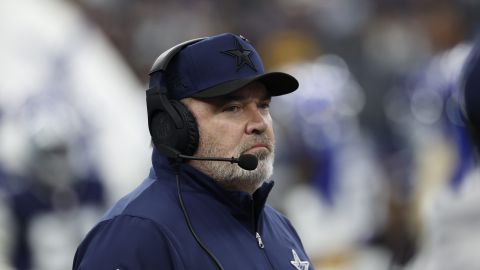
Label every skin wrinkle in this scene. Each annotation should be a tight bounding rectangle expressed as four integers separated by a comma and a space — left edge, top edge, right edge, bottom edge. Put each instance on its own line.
182, 82, 275, 193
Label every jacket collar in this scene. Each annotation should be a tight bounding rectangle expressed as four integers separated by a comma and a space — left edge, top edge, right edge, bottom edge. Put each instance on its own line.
150, 149, 274, 219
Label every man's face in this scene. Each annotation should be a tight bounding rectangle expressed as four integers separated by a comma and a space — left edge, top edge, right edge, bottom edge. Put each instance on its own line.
182, 82, 275, 193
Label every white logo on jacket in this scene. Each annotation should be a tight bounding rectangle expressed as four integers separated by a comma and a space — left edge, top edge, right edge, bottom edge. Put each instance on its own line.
290, 249, 309, 270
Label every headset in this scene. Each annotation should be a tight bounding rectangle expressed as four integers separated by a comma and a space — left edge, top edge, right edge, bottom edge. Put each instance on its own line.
146, 37, 259, 168
146, 37, 206, 159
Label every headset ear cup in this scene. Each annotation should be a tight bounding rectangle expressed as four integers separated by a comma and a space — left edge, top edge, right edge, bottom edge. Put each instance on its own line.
170, 100, 199, 156
150, 100, 199, 157
150, 110, 177, 153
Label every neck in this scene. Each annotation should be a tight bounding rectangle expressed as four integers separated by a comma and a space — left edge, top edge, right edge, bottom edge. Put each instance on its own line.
214, 179, 263, 194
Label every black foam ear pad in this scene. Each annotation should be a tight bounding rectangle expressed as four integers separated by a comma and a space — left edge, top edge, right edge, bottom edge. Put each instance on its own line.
150, 100, 199, 156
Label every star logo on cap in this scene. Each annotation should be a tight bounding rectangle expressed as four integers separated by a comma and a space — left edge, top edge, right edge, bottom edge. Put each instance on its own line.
221, 37, 257, 72
290, 249, 309, 270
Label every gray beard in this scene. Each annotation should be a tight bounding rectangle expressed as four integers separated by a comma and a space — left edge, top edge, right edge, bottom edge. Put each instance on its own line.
190, 135, 274, 193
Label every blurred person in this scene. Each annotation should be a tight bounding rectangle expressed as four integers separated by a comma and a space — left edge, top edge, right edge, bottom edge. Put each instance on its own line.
273, 56, 390, 270
0, 0, 151, 204
385, 38, 478, 270
73, 33, 314, 270
403, 39, 480, 270
375, 2, 478, 268
1, 1, 151, 269
2, 98, 106, 270
408, 36, 480, 270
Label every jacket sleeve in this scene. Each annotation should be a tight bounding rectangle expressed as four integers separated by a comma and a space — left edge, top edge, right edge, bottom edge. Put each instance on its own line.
73, 215, 183, 270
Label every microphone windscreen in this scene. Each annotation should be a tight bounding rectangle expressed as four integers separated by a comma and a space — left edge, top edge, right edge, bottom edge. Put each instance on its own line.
237, 154, 258, 171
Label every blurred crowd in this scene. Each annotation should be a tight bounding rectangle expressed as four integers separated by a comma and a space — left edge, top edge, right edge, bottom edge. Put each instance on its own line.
1, 0, 480, 269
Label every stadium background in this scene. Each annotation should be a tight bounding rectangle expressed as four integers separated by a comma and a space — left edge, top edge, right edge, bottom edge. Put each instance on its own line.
1, 0, 480, 269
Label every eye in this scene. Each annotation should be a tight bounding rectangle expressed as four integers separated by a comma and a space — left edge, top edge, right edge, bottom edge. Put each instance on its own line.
259, 101, 270, 110
223, 104, 242, 112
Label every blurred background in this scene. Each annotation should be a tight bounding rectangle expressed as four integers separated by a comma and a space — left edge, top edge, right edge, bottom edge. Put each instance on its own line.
1, 0, 480, 269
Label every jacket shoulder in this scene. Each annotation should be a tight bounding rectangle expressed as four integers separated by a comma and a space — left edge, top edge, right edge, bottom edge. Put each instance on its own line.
73, 215, 184, 269
102, 175, 182, 225
73, 174, 186, 269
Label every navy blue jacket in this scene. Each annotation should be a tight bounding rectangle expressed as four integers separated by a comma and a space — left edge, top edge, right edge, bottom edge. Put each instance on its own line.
73, 150, 313, 269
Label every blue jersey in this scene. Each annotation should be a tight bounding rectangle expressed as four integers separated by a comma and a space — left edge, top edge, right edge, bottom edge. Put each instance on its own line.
10, 175, 104, 269
73, 150, 313, 269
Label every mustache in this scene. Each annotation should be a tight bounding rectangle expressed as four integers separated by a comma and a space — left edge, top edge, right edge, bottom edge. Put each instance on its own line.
237, 136, 274, 155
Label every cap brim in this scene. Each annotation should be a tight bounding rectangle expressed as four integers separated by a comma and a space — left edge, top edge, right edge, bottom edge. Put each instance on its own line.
191, 72, 299, 98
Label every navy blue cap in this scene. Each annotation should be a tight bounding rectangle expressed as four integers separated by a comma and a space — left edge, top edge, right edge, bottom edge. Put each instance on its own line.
462, 41, 480, 127
151, 33, 299, 100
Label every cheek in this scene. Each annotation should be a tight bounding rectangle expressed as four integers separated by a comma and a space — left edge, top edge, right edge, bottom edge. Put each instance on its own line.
198, 119, 244, 148
266, 118, 275, 141
268, 128, 275, 144
217, 121, 244, 145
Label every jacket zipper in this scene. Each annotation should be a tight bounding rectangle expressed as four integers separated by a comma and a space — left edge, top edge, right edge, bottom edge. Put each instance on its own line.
255, 232, 264, 248
251, 201, 273, 269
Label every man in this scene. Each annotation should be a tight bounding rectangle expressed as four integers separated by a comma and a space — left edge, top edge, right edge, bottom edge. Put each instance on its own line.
73, 33, 313, 269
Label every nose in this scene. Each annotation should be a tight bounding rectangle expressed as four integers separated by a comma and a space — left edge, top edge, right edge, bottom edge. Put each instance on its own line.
245, 107, 268, 135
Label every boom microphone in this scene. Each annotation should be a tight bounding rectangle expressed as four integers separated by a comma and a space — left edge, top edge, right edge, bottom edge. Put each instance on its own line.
177, 153, 258, 171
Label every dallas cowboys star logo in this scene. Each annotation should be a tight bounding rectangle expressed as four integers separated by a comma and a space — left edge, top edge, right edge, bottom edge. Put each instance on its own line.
290, 249, 309, 270
221, 37, 257, 72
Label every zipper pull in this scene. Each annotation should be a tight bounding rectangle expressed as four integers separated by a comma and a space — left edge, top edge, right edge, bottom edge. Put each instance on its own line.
255, 232, 265, 249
